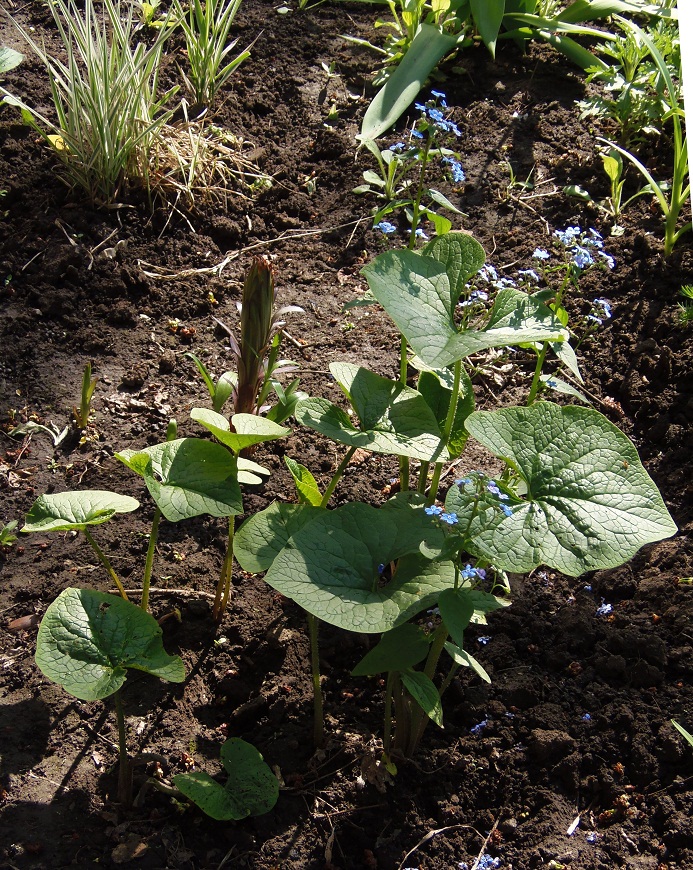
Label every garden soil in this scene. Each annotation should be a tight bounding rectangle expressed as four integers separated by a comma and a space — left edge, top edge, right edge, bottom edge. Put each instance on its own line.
1, 2, 692, 868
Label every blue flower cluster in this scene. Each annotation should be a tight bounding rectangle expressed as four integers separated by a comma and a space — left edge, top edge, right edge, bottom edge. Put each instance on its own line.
461, 564, 486, 581
533, 247, 550, 260
376, 220, 396, 235
459, 288, 489, 308
588, 297, 613, 325
470, 718, 488, 735
456, 472, 514, 518
553, 225, 616, 272
424, 504, 458, 525
415, 94, 461, 137
596, 600, 613, 616
442, 155, 466, 183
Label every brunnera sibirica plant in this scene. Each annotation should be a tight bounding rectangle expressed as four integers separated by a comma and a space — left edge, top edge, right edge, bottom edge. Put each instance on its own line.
234, 228, 676, 763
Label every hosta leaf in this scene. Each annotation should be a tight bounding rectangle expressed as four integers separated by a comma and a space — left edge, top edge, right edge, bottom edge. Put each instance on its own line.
351, 623, 431, 676
263, 502, 454, 632
173, 738, 278, 820
191, 408, 289, 453
23, 490, 139, 533
295, 366, 448, 463
401, 669, 443, 727
116, 438, 242, 522
464, 402, 678, 575
362, 249, 568, 368
234, 502, 323, 573
35, 588, 185, 701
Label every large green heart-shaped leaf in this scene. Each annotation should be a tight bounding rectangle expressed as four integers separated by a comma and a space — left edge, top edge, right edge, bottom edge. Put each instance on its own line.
173, 738, 278, 821
234, 502, 323, 574
263, 502, 454, 632
23, 490, 139, 533
191, 408, 289, 454
362, 249, 568, 368
35, 588, 185, 701
421, 232, 487, 303
295, 364, 448, 463
116, 438, 242, 522
464, 402, 678, 575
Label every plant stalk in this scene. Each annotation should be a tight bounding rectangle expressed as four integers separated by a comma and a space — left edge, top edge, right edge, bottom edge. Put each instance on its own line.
114, 689, 133, 807
307, 613, 325, 748
426, 359, 462, 503
213, 515, 235, 622
141, 507, 162, 613
320, 446, 357, 508
84, 528, 129, 601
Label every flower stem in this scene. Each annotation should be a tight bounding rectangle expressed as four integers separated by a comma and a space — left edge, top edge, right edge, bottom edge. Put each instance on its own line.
83, 528, 129, 601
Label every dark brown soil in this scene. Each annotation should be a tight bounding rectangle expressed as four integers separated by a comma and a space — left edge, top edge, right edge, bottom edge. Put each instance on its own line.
1, 3, 692, 869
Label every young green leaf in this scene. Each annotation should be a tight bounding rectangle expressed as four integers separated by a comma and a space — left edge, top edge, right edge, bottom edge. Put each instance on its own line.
35, 588, 185, 701
438, 587, 475, 651
116, 438, 242, 522
464, 402, 678, 575
191, 408, 289, 454
23, 491, 139, 533
470, 0, 505, 57
0, 46, 23, 74
262, 502, 454, 633
421, 231, 486, 300
295, 364, 449, 464
351, 623, 431, 676
401, 670, 443, 727
284, 456, 323, 506
173, 738, 278, 820
444, 642, 491, 683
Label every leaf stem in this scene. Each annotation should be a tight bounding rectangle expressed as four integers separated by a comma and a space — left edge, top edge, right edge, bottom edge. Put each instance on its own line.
141, 507, 162, 612
114, 690, 133, 807
307, 613, 325, 748
426, 359, 462, 503
213, 515, 235, 622
320, 446, 357, 508
83, 528, 129, 601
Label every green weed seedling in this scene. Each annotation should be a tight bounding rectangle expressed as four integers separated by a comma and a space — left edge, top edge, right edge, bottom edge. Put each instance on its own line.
35, 587, 185, 806
598, 17, 689, 255
22, 490, 140, 600
672, 720, 693, 750
173, 738, 278, 820
0, 520, 18, 548
73, 361, 98, 431
235, 231, 677, 760
0, 46, 22, 74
